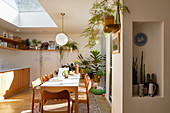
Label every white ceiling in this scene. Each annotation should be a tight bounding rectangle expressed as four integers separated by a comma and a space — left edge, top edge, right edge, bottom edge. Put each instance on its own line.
38, 0, 95, 34
0, 0, 95, 34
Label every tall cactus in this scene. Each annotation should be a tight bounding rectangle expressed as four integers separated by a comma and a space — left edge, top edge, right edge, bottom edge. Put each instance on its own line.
144, 64, 145, 84
140, 51, 143, 84
133, 57, 138, 85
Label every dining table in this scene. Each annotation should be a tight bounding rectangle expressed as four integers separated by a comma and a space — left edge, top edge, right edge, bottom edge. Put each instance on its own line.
40, 73, 80, 113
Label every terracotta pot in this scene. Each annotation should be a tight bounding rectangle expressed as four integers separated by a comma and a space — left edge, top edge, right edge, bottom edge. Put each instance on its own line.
103, 24, 121, 33
104, 15, 114, 26
81, 69, 84, 74
93, 75, 100, 82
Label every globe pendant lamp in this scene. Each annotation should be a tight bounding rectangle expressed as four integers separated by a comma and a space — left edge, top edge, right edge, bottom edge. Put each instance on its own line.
56, 13, 68, 46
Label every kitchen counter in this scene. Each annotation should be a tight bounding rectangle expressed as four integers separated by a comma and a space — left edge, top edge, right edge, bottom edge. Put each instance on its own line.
0, 66, 30, 73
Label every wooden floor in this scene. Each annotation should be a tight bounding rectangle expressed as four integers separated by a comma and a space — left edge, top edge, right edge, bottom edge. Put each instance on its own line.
0, 88, 111, 113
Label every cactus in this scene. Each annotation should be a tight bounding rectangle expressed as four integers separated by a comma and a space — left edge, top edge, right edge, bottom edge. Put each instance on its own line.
144, 64, 145, 84
133, 57, 138, 85
140, 51, 143, 84
147, 74, 150, 83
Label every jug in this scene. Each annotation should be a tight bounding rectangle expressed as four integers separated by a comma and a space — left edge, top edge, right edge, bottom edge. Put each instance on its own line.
148, 83, 157, 97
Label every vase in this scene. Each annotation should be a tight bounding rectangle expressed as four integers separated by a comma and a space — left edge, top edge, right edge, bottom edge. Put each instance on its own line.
138, 84, 144, 97
104, 15, 114, 26
93, 75, 100, 82
133, 84, 138, 96
75, 64, 79, 74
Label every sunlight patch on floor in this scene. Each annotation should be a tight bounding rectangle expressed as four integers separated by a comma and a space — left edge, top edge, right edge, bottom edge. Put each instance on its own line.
0, 99, 23, 102
21, 110, 31, 113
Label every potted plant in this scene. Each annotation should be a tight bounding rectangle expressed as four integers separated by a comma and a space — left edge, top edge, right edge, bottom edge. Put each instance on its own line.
81, 0, 130, 48
84, 66, 93, 79
133, 57, 138, 95
89, 50, 104, 82
22, 38, 31, 49
94, 69, 104, 82
78, 54, 90, 68
59, 41, 78, 62
32, 39, 41, 50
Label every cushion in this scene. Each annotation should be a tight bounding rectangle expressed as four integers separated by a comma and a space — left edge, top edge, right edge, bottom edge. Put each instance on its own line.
91, 88, 106, 95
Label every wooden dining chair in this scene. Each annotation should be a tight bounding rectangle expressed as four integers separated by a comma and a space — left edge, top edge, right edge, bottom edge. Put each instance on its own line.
78, 73, 88, 93
31, 78, 43, 113
41, 90, 73, 113
42, 75, 49, 82
71, 74, 92, 113
47, 73, 54, 79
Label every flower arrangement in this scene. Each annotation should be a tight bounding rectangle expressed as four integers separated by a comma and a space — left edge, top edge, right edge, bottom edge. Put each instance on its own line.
74, 59, 79, 65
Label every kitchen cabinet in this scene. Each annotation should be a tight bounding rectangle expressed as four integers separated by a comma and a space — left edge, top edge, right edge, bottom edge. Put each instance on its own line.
0, 68, 30, 99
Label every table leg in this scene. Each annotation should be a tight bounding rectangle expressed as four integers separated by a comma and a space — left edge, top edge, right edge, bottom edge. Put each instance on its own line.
75, 87, 78, 113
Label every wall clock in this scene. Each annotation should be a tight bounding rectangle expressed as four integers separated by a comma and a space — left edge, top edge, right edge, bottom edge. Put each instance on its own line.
134, 33, 147, 46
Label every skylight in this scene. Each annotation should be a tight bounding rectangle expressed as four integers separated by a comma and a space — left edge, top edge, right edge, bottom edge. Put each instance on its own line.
2, 0, 45, 12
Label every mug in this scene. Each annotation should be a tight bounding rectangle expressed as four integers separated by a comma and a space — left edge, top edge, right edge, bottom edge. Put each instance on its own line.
148, 83, 156, 95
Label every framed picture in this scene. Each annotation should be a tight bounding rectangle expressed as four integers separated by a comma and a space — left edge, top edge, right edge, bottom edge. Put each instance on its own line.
134, 33, 147, 46
112, 32, 120, 54
2, 32, 8, 38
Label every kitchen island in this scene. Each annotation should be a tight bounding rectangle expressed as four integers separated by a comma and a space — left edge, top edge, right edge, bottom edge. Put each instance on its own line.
0, 67, 30, 100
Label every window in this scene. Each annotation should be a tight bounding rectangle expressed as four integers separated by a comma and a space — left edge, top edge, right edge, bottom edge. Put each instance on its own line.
3, 0, 45, 12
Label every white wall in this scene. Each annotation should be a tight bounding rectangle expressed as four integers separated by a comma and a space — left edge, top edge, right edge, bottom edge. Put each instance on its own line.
19, 12, 57, 27
123, 0, 169, 113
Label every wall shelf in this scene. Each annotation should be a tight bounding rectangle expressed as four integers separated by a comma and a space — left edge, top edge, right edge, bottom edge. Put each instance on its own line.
0, 36, 24, 50
0, 36, 77, 52
0, 46, 75, 52
0, 46, 22, 51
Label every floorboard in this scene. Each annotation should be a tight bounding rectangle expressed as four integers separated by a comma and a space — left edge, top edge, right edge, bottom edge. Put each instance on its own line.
0, 88, 111, 113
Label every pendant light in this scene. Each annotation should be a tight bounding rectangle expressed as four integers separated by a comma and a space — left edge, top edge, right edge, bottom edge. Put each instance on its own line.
56, 13, 68, 46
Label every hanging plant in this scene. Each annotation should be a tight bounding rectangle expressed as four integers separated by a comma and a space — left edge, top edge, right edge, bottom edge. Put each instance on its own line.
81, 0, 130, 48
59, 41, 78, 62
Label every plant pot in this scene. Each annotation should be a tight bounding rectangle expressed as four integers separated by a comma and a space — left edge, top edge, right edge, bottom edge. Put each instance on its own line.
104, 15, 114, 26
89, 72, 93, 79
133, 84, 138, 96
138, 84, 144, 97
93, 74, 100, 82
35, 46, 38, 50
25, 46, 29, 50
103, 24, 121, 33
81, 69, 84, 74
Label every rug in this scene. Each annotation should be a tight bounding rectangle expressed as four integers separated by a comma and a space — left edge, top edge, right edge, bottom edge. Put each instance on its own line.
34, 93, 101, 113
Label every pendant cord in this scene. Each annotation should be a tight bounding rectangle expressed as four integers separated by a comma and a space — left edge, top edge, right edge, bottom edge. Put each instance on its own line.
62, 14, 64, 32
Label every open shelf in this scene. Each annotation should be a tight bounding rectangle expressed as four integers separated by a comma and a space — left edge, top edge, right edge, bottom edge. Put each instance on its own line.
132, 21, 164, 98
0, 46, 75, 52
0, 36, 24, 50
0, 46, 22, 51
0, 36, 22, 43
0, 36, 76, 52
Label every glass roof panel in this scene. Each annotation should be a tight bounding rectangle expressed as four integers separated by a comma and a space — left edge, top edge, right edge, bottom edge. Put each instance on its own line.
3, 0, 45, 12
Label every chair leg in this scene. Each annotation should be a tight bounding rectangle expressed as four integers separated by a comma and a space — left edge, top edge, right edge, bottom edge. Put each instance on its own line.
39, 102, 41, 112
87, 98, 90, 113
71, 102, 73, 113
31, 102, 34, 113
